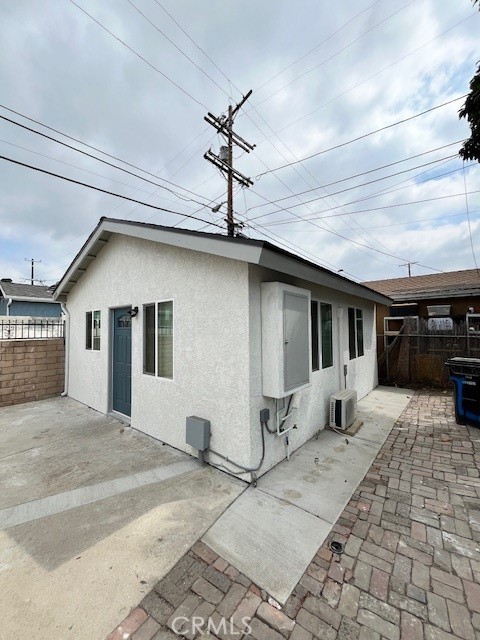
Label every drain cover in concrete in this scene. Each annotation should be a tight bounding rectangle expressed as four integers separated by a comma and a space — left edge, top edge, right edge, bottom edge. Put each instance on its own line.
202, 488, 330, 604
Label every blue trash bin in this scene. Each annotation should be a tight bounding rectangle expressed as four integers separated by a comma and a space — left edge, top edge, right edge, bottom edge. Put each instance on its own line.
445, 357, 480, 428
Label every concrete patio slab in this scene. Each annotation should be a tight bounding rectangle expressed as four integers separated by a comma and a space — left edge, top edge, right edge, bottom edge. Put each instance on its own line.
0, 397, 191, 510
202, 385, 412, 604
0, 397, 245, 640
202, 488, 331, 604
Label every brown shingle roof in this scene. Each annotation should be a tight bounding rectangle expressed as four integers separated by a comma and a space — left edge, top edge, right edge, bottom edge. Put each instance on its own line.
363, 269, 480, 300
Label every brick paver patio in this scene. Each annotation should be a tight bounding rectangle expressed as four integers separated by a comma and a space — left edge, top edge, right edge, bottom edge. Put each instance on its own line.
106, 391, 480, 639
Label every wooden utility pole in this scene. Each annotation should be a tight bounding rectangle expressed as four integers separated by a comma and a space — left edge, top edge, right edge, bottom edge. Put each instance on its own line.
25, 257, 41, 285
227, 105, 234, 236
399, 261, 418, 277
204, 91, 255, 236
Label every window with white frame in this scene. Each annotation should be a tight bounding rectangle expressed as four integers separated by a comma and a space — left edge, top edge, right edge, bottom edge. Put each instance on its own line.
86, 310, 101, 350
143, 301, 173, 378
348, 307, 364, 359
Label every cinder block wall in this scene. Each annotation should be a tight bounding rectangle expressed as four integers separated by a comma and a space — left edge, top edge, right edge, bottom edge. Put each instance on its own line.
0, 339, 65, 407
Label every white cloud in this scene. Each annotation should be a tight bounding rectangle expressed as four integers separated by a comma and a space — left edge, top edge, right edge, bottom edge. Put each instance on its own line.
0, 0, 479, 284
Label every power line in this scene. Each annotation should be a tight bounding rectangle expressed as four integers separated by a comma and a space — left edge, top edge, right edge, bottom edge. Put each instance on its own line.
263, 190, 480, 227
251, 13, 475, 140
152, 0, 240, 100
0, 112, 212, 208
249, 154, 459, 223
0, 138, 161, 198
125, 0, 229, 98
243, 105, 396, 260
242, 168, 446, 269
271, 209, 480, 232
253, 0, 383, 93
255, 95, 467, 178
144, 0, 397, 257
251, 0, 415, 111
0, 103, 212, 202
248, 140, 465, 211
0, 154, 224, 230
67, 0, 208, 110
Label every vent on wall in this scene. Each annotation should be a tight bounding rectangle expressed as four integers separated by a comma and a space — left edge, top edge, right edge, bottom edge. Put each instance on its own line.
329, 390, 357, 430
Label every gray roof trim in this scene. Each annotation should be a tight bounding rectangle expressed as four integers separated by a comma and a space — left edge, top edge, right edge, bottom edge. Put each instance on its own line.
390, 288, 480, 302
54, 217, 392, 305
101, 218, 264, 264
4, 295, 58, 304
258, 248, 391, 305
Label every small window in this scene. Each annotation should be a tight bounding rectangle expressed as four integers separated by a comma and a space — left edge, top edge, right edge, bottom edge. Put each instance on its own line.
144, 304, 155, 375
86, 311, 92, 350
311, 300, 319, 371
349, 307, 364, 359
321, 303, 333, 368
93, 310, 101, 350
356, 309, 364, 357
86, 310, 101, 350
143, 301, 174, 379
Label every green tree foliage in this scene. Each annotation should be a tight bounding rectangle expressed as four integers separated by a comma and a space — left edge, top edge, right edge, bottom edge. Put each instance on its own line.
459, 0, 480, 162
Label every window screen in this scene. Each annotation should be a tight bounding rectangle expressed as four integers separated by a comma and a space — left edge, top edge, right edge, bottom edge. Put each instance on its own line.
311, 300, 319, 371
321, 303, 333, 368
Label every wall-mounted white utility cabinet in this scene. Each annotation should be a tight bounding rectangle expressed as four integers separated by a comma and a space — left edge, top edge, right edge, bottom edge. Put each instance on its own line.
261, 282, 311, 398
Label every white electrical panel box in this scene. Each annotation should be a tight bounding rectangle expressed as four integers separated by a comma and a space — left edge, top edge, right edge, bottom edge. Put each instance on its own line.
261, 282, 312, 398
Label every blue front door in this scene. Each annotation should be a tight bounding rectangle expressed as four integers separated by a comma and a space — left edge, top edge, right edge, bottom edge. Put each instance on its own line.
113, 308, 132, 417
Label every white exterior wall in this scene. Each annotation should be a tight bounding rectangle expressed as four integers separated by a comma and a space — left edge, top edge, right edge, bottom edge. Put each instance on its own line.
66, 234, 252, 464
248, 265, 378, 477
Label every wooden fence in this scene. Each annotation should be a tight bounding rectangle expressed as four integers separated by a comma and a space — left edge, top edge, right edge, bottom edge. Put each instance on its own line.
380, 318, 480, 387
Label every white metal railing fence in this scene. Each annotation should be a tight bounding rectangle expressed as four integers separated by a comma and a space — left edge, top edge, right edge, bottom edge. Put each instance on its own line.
0, 319, 65, 340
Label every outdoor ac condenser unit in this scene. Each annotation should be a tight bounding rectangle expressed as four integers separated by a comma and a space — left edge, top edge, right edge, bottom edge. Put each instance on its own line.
329, 390, 357, 430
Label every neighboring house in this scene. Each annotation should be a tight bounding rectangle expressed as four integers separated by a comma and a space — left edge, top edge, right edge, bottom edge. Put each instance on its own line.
364, 269, 480, 319
54, 217, 390, 478
0, 279, 62, 318
364, 269, 480, 349
363, 269, 480, 385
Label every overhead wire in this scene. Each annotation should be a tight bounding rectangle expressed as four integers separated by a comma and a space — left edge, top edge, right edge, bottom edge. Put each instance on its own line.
255, 95, 467, 178
253, 0, 384, 93
67, 0, 208, 110
0, 154, 224, 230
256, 157, 480, 229
244, 183, 445, 272
248, 153, 459, 223
248, 140, 465, 210
0, 103, 212, 203
251, 12, 476, 140
125, 0, 229, 98
0, 112, 214, 208
250, 0, 416, 111
152, 0, 241, 101
263, 190, 480, 226
243, 106, 397, 260
140, 0, 443, 269
278, 210, 480, 232
0, 138, 158, 197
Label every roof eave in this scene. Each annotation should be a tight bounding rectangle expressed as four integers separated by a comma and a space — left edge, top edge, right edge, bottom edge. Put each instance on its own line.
7, 296, 57, 303
390, 288, 480, 302
258, 248, 392, 305
55, 217, 391, 306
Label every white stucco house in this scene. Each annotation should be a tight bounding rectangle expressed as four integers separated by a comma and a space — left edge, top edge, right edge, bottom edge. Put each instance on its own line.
54, 217, 390, 479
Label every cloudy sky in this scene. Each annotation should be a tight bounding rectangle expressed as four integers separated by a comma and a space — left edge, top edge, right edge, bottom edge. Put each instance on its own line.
1, 0, 479, 285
